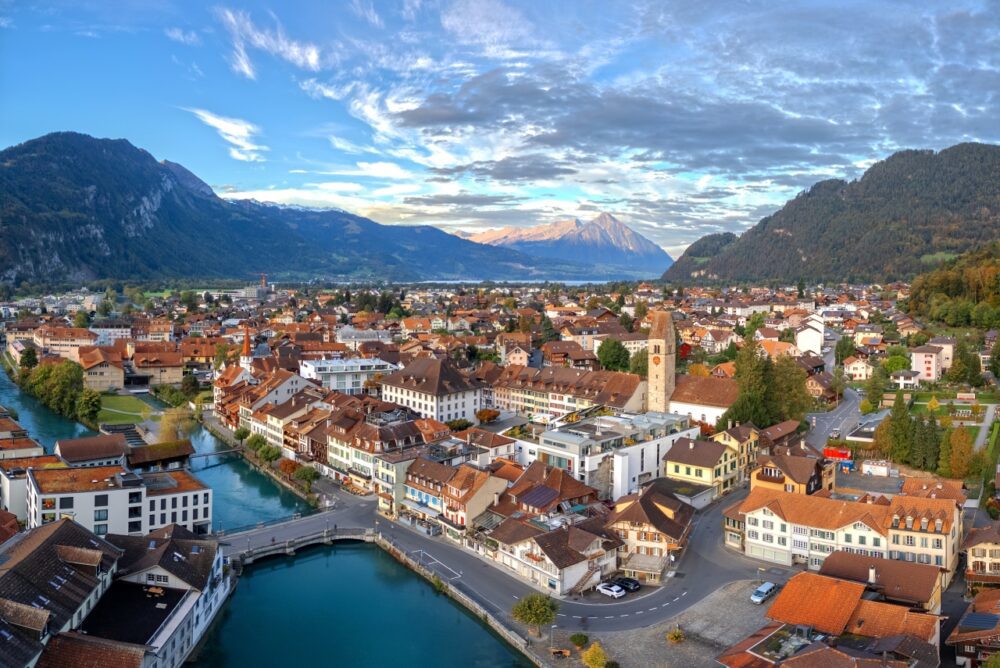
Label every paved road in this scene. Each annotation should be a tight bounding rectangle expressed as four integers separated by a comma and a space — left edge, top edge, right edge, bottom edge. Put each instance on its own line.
377, 487, 786, 633
806, 387, 861, 448
974, 403, 997, 450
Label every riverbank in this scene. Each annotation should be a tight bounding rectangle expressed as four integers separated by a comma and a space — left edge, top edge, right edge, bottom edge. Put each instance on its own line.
375, 532, 547, 667
200, 413, 318, 507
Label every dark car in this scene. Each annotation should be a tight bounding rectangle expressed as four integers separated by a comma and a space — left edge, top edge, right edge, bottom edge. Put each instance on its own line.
611, 577, 641, 592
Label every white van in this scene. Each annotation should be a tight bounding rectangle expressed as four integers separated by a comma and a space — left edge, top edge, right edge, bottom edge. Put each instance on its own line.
750, 582, 778, 604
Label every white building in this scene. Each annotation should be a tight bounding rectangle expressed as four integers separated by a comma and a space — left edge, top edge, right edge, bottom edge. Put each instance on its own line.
299, 357, 399, 394
795, 315, 824, 357
379, 358, 484, 424
514, 412, 699, 500
26, 466, 212, 536
89, 319, 132, 346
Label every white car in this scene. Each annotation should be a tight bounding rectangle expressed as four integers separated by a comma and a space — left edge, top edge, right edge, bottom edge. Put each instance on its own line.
596, 583, 626, 599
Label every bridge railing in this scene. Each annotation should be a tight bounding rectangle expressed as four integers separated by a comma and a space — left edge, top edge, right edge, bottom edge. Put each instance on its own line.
235, 528, 374, 561
214, 507, 331, 537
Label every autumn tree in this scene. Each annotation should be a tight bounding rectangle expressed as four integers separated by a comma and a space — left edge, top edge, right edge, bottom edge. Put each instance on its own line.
581, 642, 609, 668
949, 427, 974, 479
511, 593, 558, 636
159, 407, 194, 443
872, 420, 892, 457
476, 409, 500, 424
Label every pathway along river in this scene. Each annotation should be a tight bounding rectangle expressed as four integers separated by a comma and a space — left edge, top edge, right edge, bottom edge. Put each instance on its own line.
0, 372, 529, 667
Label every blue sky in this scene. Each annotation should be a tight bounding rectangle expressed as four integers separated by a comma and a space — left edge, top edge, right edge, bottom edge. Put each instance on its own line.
2, 1, 999, 255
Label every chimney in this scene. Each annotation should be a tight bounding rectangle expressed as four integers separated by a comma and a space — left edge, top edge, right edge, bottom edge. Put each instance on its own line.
689, 442, 694, 450
868, 565, 877, 584
493, 491, 500, 506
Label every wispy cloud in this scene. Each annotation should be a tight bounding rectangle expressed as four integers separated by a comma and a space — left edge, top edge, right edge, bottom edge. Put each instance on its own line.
184, 108, 268, 162
164, 27, 200, 45
339, 161, 414, 179
350, 0, 384, 29
215, 7, 322, 80
0, 17, 12, 29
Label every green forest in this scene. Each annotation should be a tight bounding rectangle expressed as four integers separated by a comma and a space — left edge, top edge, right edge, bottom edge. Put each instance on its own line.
908, 242, 1000, 328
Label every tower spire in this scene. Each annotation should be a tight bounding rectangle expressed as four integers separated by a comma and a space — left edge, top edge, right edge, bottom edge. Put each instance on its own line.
240, 322, 253, 371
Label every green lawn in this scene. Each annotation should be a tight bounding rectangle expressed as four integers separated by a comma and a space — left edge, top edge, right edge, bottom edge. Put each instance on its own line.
97, 394, 154, 425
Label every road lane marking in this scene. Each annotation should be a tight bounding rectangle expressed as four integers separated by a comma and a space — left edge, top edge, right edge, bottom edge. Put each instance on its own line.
604, 616, 615, 619
557, 614, 566, 617
572, 616, 582, 619
681, 591, 688, 596
673, 597, 680, 601
620, 613, 629, 617
635, 611, 643, 614
649, 607, 659, 611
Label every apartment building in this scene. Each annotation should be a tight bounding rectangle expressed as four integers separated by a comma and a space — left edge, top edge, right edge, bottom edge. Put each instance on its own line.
26, 466, 213, 536
380, 358, 484, 424
299, 357, 398, 394
911, 345, 943, 383
32, 325, 97, 362
733, 487, 962, 585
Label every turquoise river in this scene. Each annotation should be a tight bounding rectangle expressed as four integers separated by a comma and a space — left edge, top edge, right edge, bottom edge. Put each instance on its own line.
0, 371, 530, 667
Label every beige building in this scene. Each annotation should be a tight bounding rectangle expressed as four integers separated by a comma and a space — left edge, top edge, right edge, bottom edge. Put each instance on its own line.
133, 352, 184, 386
32, 325, 97, 362
78, 346, 125, 392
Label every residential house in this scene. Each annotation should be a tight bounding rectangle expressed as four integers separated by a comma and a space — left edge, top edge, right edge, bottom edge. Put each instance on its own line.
662, 437, 738, 498
818, 550, 945, 614
402, 457, 456, 524
844, 356, 873, 381
133, 352, 185, 386
911, 345, 943, 383
439, 464, 507, 539
964, 522, 1000, 596
54, 434, 128, 468
605, 479, 695, 583
751, 452, 833, 495
948, 588, 1000, 667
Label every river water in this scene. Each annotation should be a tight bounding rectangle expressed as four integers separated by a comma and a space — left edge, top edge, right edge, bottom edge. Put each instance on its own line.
0, 371, 529, 667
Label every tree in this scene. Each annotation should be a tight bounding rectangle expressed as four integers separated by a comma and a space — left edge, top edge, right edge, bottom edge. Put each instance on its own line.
446, 419, 473, 431
75, 389, 102, 425
883, 355, 910, 373
293, 466, 320, 492
718, 336, 773, 429
159, 407, 194, 443
629, 349, 648, 378
859, 398, 875, 414
570, 633, 589, 649
234, 426, 250, 445
180, 373, 200, 398
834, 337, 856, 365
634, 301, 648, 322
597, 339, 630, 372
744, 312, 766, 339
767, 356, 812, 423
830, 367, 846, 404
511, 593, 558, 636
475, 409, 500, 424
927, 396, 940, 414
863, 365, 888, 408
949, 427, 974, 479
872, 419, 892, 456
213, 342, 233, 370
581, 642, 608, 668
937, 428, 953, 477
245, 434, 266, 452
797, 279, 805, 298
73, 310, 91, 328
688, 363, 710, 377
258, 445, 282, 464
888, 392, 914, 464
18, 347, 37, 371
540, 316, 558, 343
279, 458, 299, 476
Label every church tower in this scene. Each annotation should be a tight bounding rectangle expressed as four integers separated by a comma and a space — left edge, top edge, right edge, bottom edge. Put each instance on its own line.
240, 323, 253, 371
647, 310, 676, 412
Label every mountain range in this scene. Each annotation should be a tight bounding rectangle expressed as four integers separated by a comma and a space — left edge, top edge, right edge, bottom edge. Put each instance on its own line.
663, 143, 1000, 284
0, 132, 666, 286
465, 214, 673, 276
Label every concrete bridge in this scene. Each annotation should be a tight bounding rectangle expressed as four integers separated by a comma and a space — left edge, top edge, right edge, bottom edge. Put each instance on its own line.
216, 510, 374, 566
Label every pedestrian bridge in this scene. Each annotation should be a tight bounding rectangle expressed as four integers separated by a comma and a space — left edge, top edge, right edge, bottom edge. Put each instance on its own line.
216, 510, 373, 567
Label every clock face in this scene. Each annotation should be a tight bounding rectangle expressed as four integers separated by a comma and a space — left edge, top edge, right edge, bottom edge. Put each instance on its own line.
652, 356, 661, 365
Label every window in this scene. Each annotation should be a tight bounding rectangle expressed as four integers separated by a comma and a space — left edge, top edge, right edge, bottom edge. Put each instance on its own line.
94, 524, 108, 536
94, 509, 108, 521
128, 492, 142, 504
95, 494, 108, 507
128, 520, 142, 533
59, 497, 73, 509
42, 498, 56, 510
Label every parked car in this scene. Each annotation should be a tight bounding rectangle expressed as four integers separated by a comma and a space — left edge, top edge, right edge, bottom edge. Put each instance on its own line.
750, 582, 778, 604
611, 577, 641, 592
830, 428, 840, 439
596, 582, 626, 599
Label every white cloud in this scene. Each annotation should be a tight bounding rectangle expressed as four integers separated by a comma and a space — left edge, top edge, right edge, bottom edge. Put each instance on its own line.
350, 161, 414, 179
0, 17, 12, 29
349, 0, 384, 28
185, 108, 268, 162
215, 8, 322, 80
165, 27, 200, 45
440, 0, 536, 56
